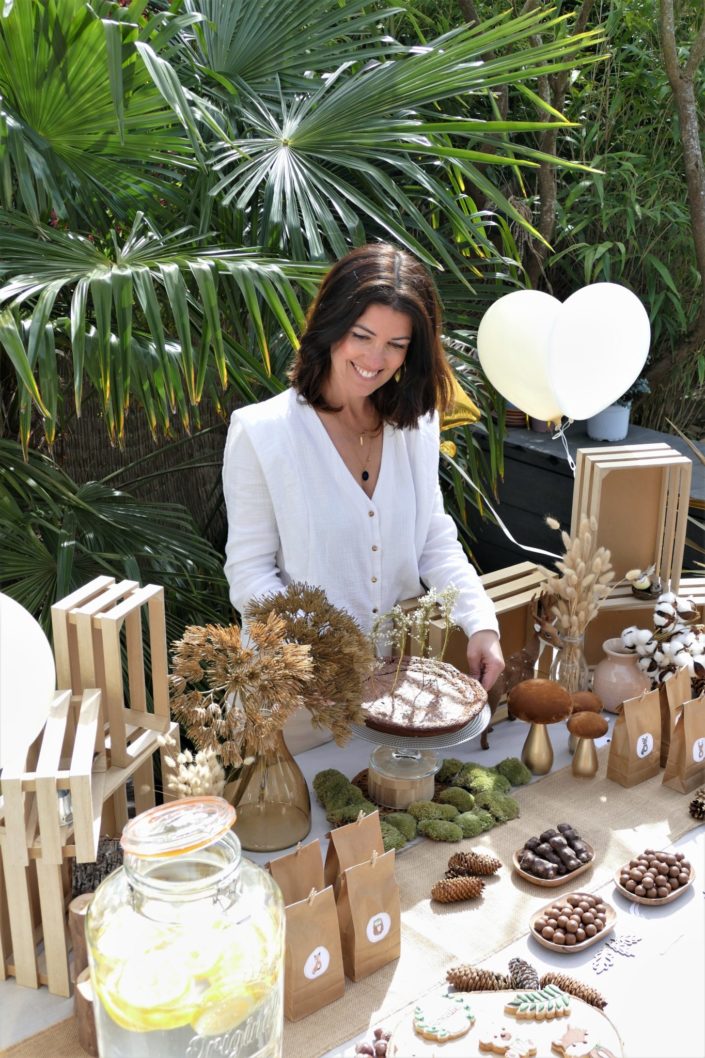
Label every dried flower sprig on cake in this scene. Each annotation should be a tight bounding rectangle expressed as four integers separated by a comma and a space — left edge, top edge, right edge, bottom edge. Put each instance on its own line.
540, 516, 615, 638
371, 585, 460, 660
245, 582, 374, 745
170, 614, 313, 768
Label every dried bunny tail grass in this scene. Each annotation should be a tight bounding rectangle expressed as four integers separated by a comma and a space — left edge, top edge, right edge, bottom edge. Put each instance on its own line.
540, 515, 615, 637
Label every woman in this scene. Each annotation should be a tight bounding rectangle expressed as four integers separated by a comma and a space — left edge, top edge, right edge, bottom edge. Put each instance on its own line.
222, 243, 504, 696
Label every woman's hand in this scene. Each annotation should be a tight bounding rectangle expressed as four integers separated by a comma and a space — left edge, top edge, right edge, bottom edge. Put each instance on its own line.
466, 630, 505, 692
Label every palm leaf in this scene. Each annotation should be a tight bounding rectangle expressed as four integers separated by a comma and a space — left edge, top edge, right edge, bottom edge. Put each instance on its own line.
0, 211, 322, 443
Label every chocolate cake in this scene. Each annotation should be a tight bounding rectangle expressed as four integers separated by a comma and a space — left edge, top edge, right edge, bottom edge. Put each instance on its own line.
361, 657, 487, 737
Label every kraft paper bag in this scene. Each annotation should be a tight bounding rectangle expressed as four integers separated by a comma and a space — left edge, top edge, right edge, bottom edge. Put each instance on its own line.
336, 849, 400, 982
284, 886, 345, 1021
268, 839, 324, 906
659, 668, 692, 767
607, 688, 662, 787
323, 810, 384, 890
662, 696, 705, 794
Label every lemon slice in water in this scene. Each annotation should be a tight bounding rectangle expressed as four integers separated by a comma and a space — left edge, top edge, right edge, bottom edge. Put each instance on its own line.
191, 981, 269, 1038
95, 955, 196, 1033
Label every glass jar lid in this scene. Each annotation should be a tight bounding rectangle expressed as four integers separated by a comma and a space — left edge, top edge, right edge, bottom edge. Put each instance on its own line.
121, 796, 236, 858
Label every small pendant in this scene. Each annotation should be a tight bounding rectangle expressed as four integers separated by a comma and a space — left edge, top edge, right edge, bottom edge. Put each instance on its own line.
361, 470, 369, 481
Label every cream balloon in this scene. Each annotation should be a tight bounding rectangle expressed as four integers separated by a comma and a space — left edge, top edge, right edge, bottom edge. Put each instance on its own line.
477, 289, 564, 421
547, 283, 651, 420
0, 592, 56, 768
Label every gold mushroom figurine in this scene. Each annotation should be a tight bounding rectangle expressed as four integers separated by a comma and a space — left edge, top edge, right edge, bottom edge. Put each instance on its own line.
507, 678, 573, 776
568, 690, 604, 753
567, 711, 610, 777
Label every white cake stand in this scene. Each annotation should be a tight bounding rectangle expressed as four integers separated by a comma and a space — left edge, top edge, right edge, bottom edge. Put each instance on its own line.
351, 703, 492, 808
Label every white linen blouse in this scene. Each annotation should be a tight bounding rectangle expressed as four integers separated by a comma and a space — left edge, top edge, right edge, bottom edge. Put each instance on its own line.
222, 388, 498, 640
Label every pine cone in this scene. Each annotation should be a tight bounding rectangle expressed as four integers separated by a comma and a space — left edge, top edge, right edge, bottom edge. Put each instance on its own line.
540, 971, 607, 1010
446, 965, 511, 992
446, 850, 502, 876
688, 795, 705, 821
431, 876, 485, 903
508, 957, 540, 990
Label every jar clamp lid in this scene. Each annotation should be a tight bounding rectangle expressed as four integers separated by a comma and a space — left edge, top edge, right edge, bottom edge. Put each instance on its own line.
120, 796, 236, 858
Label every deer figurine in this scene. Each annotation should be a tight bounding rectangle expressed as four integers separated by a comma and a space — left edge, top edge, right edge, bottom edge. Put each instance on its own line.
481, 591, 560, 750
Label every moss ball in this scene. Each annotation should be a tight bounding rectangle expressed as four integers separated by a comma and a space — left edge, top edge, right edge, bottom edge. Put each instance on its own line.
407, 800, 459, 821
417, 818, 463, 842
313, 769, 360, 808
456, 763, 511, 794
439, 787, 476, 812
473, 791, 521, 823
468, 807, 496, 832
455, 811, 484, 838
384, 812, 417, 840
436, 758, 464, 783
495, 757, 532, 786
380, 820, 407, 852
327, 800, 377, 825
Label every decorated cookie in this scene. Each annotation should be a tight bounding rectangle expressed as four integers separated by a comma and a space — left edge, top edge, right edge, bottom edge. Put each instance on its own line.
412, 994, 475, 1042
551, 1025, 617, 1058
504, 984, 571, 1021
479, 1023, 537, 1057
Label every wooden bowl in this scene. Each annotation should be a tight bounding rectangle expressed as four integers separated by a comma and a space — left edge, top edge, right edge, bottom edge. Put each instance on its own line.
529, 891, 615, 953
512, 842, 594, 888
613, 864, 695, 906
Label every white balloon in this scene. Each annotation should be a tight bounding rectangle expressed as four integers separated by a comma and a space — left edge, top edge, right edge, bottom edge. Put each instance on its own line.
477, 289, 563, 421
547, 283, 651, 420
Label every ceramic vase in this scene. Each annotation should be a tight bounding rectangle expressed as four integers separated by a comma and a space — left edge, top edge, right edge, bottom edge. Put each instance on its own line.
586, 402, 631, 442
592, 637, 651, 714
226, 729, 311, 852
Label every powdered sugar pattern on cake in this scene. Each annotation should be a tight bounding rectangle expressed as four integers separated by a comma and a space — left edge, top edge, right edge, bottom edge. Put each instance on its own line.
362, 657, 487, 737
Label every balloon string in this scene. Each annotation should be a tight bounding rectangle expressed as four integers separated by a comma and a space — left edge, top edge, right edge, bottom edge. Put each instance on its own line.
442, 452, 561, 561
552, 418, 576, 476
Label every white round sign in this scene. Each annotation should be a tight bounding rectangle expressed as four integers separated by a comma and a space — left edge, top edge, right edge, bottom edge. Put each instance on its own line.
0, 593, 56, 769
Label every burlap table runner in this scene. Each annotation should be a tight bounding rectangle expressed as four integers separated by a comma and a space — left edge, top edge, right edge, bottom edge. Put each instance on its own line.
2, 747, 698, 1058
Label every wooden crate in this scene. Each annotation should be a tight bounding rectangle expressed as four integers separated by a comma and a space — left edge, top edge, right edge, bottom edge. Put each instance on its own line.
0, 578, 180, 996
0, 686, 180, 996
571, 443, 692, 587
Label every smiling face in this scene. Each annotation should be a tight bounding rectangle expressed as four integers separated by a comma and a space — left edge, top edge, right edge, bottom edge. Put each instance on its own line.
326, 303, 412, 405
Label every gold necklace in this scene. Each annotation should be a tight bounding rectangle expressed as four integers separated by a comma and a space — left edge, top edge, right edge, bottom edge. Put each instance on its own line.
357, 430, 375, 482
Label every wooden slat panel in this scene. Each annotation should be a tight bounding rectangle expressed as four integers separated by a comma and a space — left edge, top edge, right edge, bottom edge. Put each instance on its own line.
0, 852, 38, 988
35, 861, 70, 997
34, 692, 72, 866
70, 689, 102, 863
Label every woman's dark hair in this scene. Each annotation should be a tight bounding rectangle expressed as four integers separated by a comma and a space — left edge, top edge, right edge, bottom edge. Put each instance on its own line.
289, 243, 454, 428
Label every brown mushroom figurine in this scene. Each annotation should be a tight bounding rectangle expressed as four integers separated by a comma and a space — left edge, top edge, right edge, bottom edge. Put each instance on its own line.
507, 678, 573, 775
567, 711, 609, 777
568, 690, 604, 752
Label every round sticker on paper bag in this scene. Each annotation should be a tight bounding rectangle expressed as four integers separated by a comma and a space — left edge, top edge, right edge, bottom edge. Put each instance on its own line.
366, 912, 391, 944
692, 737, 705, 764
303, 946, 330, 980
635, 732, 654, 758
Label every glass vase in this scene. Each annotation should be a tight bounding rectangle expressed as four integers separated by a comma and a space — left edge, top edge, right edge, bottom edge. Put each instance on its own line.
227, 729, 311, 853
549, 633, 590, 695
